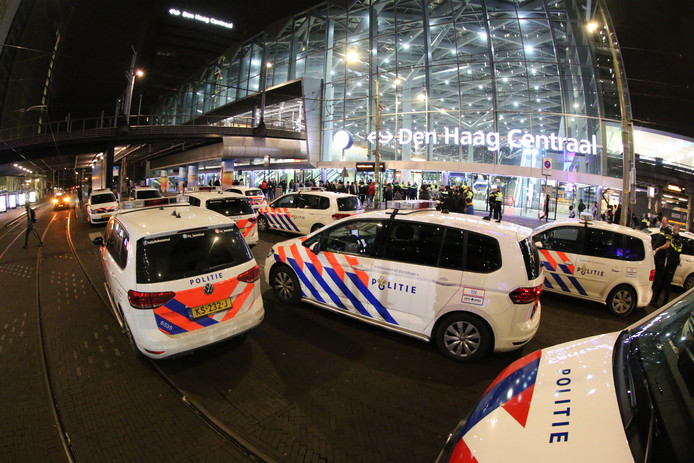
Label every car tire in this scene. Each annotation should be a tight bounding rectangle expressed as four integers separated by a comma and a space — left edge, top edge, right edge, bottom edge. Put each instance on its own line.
606, 285, 636, 316
123, 321, 145, 358
684, 274, 694, 292
434, 312, 492, 362
270, 264, 301, 305
257, 215, 269, 232
310, 223, 324, 233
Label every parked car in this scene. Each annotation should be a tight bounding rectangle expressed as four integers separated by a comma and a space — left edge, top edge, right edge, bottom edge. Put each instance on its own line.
87, 189, 119, 225
265, 201, 543, 361
184, 190, 258, 246
224, 186, 267, 211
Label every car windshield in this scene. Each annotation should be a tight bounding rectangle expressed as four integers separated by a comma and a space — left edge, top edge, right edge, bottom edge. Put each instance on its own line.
91, 193, 116, 205
136, 190, 162, 199
615, 296, 694, 462
337, 196, 363, 211
135, 226, 252, 283
206, 198, 254, 216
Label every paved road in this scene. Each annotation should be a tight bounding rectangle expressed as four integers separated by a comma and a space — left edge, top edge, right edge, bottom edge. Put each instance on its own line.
0, 202, 673, 462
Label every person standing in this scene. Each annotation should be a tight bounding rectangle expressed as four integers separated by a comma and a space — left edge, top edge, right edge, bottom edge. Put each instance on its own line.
23, 203, 43, 248
541, 194, 551, 222
491, 186, 503, 222
577, 199, 586, 214
650, 217, 672, 306
592, 201, 598, 220
658, 223, 683, 306
568, 205, 575, 218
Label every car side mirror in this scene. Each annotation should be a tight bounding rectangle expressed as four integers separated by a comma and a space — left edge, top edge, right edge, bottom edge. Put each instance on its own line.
93, 236, 104, 246
310, 242, 321, 254
534, 241, 543, 249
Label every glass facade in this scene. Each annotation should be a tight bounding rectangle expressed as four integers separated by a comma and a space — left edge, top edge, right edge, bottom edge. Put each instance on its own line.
153, 0, 631, 182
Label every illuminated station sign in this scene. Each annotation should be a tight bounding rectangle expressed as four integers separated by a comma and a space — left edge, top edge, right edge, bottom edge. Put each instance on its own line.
168, 8, 233, 29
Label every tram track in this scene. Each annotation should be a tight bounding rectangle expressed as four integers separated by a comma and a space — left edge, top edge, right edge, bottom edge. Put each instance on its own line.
62, 210, 270, 462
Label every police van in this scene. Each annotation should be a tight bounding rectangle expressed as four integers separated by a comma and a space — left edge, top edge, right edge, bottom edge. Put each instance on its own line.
257, 190, 363, 235
533, 216, 654, 316
87, 189, 119, 225
264, 200, 543, 361
93, 197, 264, 358
129, 186, 162, 200
645, 227, 694, 291
183, 190, 258, 247
435, 289, 694, 463
224, 186, 267, 211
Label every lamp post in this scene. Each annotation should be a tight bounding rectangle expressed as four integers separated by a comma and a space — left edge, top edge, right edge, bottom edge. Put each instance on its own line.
588, 10, 632, 226
123, 46, 143, 125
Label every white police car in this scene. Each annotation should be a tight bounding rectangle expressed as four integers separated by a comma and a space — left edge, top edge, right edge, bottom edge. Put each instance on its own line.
533, 216, 654, 316
435, 288, 694, 463
129, 186, 162, 200
93, 198, 263, 358
264, 201, 543, 361
257, 190, 363, 235
183, 190, 258, 247
224, 186, 267, 211
87, 189, 119, 225
646, 227, 694, 290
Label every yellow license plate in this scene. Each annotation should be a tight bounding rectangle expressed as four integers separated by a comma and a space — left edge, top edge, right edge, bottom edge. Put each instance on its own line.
189, 297, 232, 318
101, 214, 112, 218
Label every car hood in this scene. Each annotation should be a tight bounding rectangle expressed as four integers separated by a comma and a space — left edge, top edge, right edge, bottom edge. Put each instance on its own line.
442, 332, 634, 463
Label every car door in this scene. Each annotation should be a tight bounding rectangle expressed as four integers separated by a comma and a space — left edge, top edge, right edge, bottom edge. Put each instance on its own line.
101, 219, 130, 310
371, 221, 460, 332
573, 227, 625, 300
265, 194, 301, 233
298, 219, 386, 319
534, 225, 585, 297
674, 235, 694, 287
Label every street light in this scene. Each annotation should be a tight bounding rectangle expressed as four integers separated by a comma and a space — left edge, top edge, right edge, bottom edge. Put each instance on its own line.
123, 46, 143, 125
347, 49, 384, 208
587, 13, 632, 226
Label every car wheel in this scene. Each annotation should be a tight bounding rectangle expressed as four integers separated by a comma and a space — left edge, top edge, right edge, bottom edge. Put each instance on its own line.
606, 285, 636, 316
257, 215, 269, 232
123, 321, 145, 358
685, 274, 694, 292
434, 313, 492, 362
310, 223, 324, 233
270, 265, 301, 305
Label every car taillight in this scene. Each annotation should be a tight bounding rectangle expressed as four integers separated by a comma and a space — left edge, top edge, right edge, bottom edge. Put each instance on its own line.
509, 285, 543, 304
248, 217, 257, 223
238, 265, 260, 283
650, 269, 655, 281
332, 213, 351, 220
127, 290, 175, 309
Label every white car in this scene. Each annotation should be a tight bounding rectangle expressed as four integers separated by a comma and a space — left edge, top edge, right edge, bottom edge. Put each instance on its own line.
646, 227, 694, 290
533, 217, 655, 316
87, 189, 119, 225
264, 201, 544, 361
435, 288, 694, 463
183, 190, 258, 246
224, 186, 267, 211
129, 186, 162, 200
257, 190, 363, 235
93, 198, 264, 359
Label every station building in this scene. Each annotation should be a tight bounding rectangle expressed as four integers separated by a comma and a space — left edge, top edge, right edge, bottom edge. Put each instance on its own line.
146, 0, 654, 220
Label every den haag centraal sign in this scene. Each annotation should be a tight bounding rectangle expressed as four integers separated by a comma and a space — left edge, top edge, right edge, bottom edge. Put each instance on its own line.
365, 127, 598, 154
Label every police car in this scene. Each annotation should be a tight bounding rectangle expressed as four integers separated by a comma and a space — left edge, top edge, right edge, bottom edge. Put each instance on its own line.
533, 215, 655, 316
129, 186, 162, 200
264, 201, 543, 361
183, 190, 258, 247
257, 190, 363, 235
224, 186, 267, 211
87, 189, 119, 225
435, 289, 694, 463
93, 197, 264, 358
646, 227, 694, 290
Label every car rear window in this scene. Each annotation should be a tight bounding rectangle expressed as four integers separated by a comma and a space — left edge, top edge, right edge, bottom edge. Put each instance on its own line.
245, 189, 263, 197
91, 193, 117, 204
136, 226, 252, 284
206, 198, 254, 216
519, 236, 542, 280
136, 190, 162, 199
337, 196, 363, 211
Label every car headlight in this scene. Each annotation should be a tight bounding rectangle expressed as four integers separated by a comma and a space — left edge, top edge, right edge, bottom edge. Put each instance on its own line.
52, 198, 58, 204
63, 197, 70, 203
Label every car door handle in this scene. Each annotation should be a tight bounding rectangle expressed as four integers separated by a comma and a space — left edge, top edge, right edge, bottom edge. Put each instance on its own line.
434, 278, 458, 286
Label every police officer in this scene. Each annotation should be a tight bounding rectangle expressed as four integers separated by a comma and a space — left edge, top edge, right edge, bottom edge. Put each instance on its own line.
655, 223, 683, 306
650, 217, 672, 306
491, 186, 503, 222
465, 186, 474, 215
